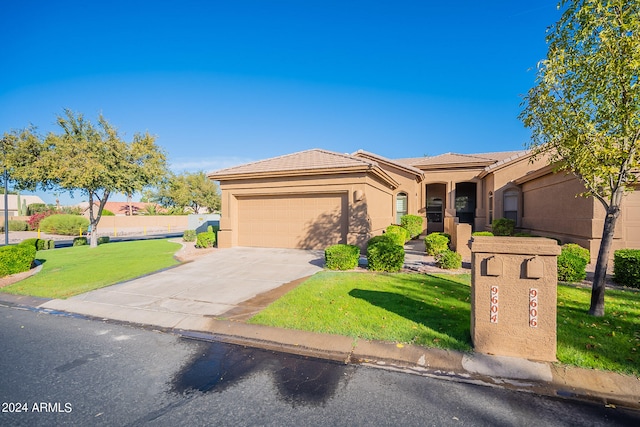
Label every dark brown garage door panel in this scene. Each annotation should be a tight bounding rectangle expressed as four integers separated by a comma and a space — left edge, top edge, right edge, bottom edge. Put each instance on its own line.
237, 193, 347, 249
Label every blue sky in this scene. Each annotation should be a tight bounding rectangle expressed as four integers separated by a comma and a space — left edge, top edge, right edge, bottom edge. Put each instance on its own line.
1, 1, 561, 204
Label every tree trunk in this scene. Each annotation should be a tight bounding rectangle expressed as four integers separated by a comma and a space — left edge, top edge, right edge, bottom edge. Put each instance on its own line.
88, 191, 109, 248
589, 205, 620, 316
127, 193, 133, 216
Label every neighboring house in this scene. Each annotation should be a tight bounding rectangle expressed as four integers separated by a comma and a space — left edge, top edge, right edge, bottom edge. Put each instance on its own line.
0, 194, 46, 217
78, 201, 166, 216
208, 148, 640, 261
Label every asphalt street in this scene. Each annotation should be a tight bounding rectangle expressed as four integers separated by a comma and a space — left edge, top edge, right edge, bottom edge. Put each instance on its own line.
1, 306, 639, 426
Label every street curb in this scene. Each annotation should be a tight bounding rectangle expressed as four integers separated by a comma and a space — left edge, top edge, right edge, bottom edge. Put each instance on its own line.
202, 318, 640, 411
2, 293, 639, 411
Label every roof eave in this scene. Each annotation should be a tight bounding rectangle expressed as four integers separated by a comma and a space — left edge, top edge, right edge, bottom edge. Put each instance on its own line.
209, 165, 399, 188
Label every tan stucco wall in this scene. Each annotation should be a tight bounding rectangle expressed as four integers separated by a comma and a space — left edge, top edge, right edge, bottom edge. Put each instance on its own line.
369, 161, 425, 232
470, 236, 560, 362
216, 171, 397, 250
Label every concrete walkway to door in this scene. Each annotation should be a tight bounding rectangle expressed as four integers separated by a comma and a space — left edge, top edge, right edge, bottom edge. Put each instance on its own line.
40, 247, 325, 331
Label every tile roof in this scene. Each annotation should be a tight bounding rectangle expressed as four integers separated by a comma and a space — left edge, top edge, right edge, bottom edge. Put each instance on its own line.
396, 150, 528, 168
208, 148, 377, 177
353, 150, 424, 178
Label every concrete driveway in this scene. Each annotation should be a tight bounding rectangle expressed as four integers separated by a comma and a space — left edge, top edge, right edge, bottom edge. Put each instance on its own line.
40, 247, 325, 331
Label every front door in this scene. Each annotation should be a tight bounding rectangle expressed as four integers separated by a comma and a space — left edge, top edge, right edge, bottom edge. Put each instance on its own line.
426, 183, 446, 233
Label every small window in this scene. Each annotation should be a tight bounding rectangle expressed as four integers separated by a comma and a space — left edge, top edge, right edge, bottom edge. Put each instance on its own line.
503, 190, 519, 223
396, 192, 408, 224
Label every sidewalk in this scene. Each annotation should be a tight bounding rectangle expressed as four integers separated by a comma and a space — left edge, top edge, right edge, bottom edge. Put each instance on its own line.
1, 238, 639, 411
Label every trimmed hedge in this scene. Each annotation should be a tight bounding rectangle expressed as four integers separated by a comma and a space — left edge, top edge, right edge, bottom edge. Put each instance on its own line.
614, 249, 640, 288
424, 233, 450, 256
386, 224, 410, 243
562, 243, 590, 264
39, 214, 89, 236
101, 209, 115, 216
325, 244, 360, 270
195, 231, 216, 248
557, 250, 587, 283
183, 230, 197, 242
435, 250, 462, 269
73, 237, 88, 246
472, 231, 494, 236
19, 238, 55, 251
400, 214, 423, 239
367, 234, 395, 249
367, 242, 405, 272
0, 244, 36, 277
492, 218, 515, 236
373, 232, 405, 247
97, 236, 110, 245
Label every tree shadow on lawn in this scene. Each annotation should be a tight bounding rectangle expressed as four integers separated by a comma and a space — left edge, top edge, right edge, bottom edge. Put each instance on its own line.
348, 288, 471, 348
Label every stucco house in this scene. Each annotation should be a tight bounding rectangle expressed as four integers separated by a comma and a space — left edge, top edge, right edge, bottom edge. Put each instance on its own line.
208, 148, 640, 261
0, 194, 46, 217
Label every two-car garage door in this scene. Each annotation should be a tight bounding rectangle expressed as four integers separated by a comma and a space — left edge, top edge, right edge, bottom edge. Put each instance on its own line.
237, 193, 347, 249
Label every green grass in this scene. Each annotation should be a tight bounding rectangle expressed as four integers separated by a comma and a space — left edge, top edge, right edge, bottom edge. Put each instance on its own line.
249, 272, 640, 375
557, 284, 640, 376
249, 271, 473, 352
0, 239, 182, 299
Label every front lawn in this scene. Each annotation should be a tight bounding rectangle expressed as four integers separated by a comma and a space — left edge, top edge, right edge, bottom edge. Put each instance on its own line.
0, 239, 182, 299
249, 272, 473, 352
249, 271, 640, 376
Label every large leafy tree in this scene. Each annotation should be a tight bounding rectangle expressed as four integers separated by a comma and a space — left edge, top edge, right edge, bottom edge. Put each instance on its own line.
520, 0, 640, 316
10, 110, 168, 247
153, 171, 220, 214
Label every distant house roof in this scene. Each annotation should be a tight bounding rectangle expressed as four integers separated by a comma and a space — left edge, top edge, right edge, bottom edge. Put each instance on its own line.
395, 151, 528, 170
208, 148, 400, 188
0, 194, 46, 213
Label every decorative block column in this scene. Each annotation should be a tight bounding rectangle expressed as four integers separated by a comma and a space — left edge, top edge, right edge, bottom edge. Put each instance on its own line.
469, 236, 561, 362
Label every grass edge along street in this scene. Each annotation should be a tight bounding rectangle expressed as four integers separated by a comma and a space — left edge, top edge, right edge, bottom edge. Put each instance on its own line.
1, 239, 639, 377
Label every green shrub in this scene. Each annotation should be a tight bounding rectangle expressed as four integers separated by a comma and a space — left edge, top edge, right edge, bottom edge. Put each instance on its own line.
195, 231, 216, 248
424, 233, 450, 256
0, 244, 36, 277
435, 250, 462, 269
19, 238, 39, 250
562, 243, 590, 264
367, 235, 395, 249
492, 218, 515, 236
557, 250, 587, 282
97, 236, 110, 245
324, 244, 360, 270
39, 214, 89, 236
73, 237, 88, 246
19, 238, 53, 251
514, 232, 534, 237
366, 242, 405, 272
183, 230, 197, 242
386, 224, 410, 243
373, 232, 405, 247
613, 249, 640, 288
472, 231, 494, 236
101, 209, 115, 216
9, 220, 28, 231
400, 214, 423, 239
27, 203, 48, 215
